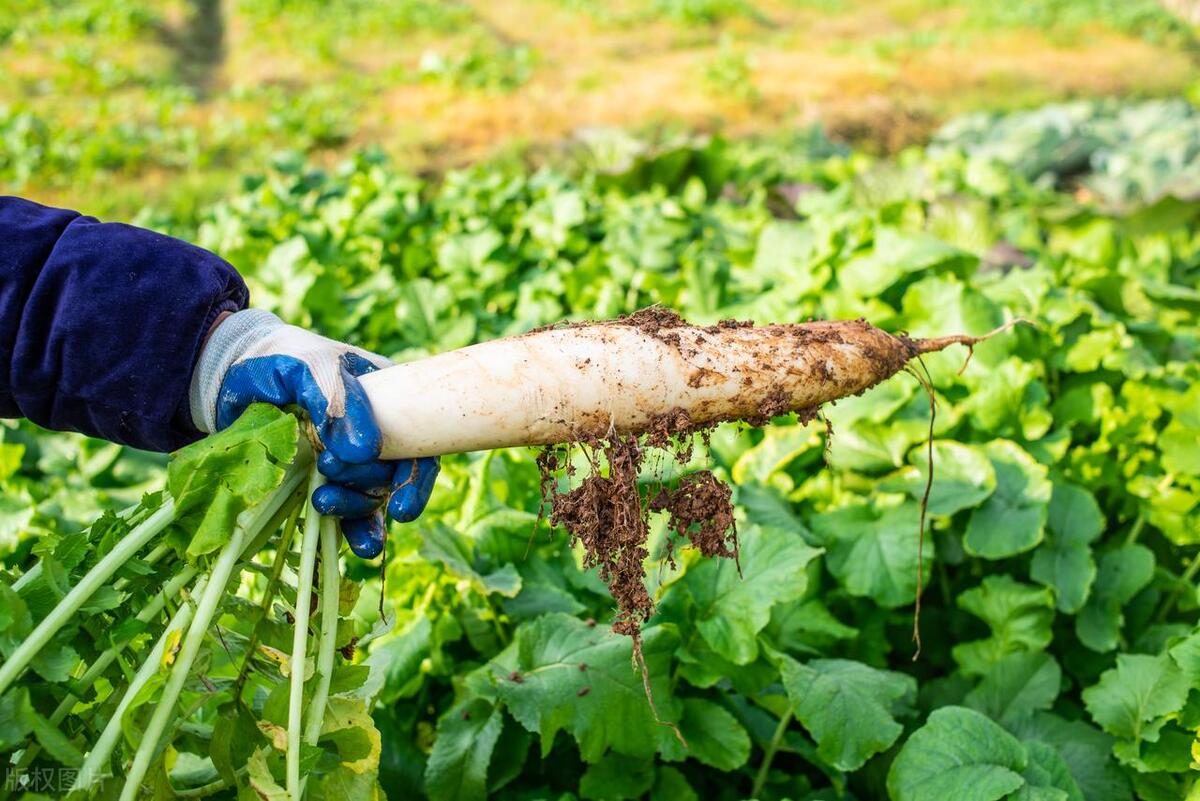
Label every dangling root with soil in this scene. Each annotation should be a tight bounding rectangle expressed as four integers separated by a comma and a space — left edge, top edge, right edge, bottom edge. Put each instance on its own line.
540, 420, 737, 747
359, 307, 1026, 722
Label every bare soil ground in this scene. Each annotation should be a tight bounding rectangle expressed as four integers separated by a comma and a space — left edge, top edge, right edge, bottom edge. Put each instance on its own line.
3, 0, 1195, 214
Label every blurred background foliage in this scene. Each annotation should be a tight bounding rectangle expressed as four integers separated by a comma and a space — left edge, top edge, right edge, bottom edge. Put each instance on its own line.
2, 0, 1198, 219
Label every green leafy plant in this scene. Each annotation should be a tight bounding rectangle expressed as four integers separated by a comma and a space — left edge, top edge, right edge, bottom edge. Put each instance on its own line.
0, 406, 394, 798
5, 99, 1200, 799
418, 42, 538, 94
701, 35, 760, 104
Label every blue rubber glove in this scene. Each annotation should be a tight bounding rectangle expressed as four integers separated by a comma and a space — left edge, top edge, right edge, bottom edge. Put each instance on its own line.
189, 309, 438, 558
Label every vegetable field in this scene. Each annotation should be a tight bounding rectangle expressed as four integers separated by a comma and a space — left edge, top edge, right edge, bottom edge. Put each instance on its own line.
2, 1, 1200, 796
4, 0, 1198, 218
3, 97, 1200, 799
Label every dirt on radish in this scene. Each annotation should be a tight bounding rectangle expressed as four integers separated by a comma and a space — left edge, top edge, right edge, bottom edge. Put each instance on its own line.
532, 307, 1020, 705
534, 309, 867, 635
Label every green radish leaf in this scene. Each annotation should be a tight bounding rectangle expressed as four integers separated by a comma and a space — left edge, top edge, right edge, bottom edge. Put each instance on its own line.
1008, 713, 1131, 801
767, 597, 858, 657
486, 614, 679, 762
0, 688, 34, 751
1075, 545, 1154, 652
953, 576, 1055, 676
580, 752, 656, 801
1030, 482, 1104, 613
425, 699, 504, 801
30, 630, 79, 683
750, 221, 829, 297
1030, 542, 1095, 616
109, 617, 148, 648
887, 706, 1028, 801
319, 697, 383, 773
328, 664, 370, 696
1014, 740, 1084, 801
825, 419, 920, 473
881, 440, 997, 516
363, 616, 434, 706
651, 765, 698, 801
0, 582, 29, 642
27, 706, 84, 767
1047, 482, 1105, 544
734, 482, 809, 534
666, 615, 779, 691
840, 228, 972, 296
211, 702, 264, 787
662, 523, 820, 664
306, 699, 385, 800
964, 651, 1061, 728
79, 584, 122, 614
20, 559, 69, 621
1160, 420, 1200, 475
1167, 629, 1200, 685
247, 746, 290, 800
1083, 653, 1189, 744
50, 530, 91, 572
901, 274, 1000, 345
778, 654, 916, 772
961, 359, 1053, 440
964, 440, 1051, 559
658, 697, 751, 770
0, 492, 34, 548
810, 500, 930, 609
731, 424, 821, 485
168, 404, 298, 558
419, 524, 523, 598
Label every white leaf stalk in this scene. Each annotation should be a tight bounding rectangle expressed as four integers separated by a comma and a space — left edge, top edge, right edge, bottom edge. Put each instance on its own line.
0, 500, 176, 697
305, 517, 340, 744
27, 458, 311, 766
73, 575, 206, 791
9, 564, 203, 777
287, 467, 325, 800
118, 528, 248, 801
294, 516, 341, 799
118, 466, 305, 801
37, 462, 309, 756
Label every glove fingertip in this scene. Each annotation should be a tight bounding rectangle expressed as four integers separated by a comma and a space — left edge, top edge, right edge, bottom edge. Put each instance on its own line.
316, 449, 343, 478
417, 457, 440, 495
342, 514, 386, 559
388, 484, 424, 524
311, 484, 343, 517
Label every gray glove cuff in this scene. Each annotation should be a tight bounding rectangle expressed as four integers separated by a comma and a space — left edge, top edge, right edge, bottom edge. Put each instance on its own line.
189, 308, 285, 433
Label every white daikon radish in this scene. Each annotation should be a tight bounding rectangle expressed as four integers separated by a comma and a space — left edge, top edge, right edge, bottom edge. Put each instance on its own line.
361, 308, 1008, 459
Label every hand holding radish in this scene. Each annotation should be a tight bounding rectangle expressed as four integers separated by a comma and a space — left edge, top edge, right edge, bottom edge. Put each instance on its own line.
188, 308, 439, 557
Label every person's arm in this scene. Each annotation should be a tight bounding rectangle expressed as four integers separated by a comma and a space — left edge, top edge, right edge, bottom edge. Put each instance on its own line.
0, 195, 247, 451
0, 196, 437, 557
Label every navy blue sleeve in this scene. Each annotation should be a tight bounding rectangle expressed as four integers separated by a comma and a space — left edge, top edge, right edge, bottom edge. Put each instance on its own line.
0, 196, 249, 452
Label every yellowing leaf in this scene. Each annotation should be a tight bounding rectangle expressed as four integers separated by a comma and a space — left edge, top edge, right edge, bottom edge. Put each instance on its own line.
322, 697, 383, 775
161, 628, 183, 668
257, 720, 289, 751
